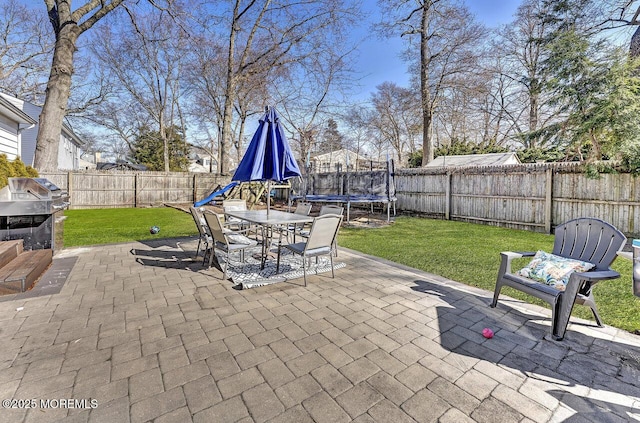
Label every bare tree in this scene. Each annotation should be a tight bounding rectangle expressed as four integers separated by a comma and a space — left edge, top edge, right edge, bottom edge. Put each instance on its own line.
275, 41, 357, 165
34, 0, 136, 172
89, 6, 188, 171
342, 107, 373, 171
0, 0, 53, 102
213, 0, 359, 175
377, 0, 486, 165
370, 81, 421, 165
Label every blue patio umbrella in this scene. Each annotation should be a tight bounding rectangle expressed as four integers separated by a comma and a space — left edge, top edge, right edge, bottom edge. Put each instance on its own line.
232, 106, 302, 214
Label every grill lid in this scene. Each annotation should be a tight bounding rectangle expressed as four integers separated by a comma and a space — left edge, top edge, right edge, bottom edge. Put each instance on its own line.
0, 178, 69, 215
8, 177, 63, 199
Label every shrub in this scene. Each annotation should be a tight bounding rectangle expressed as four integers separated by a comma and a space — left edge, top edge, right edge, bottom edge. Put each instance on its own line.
0, 155, 38, 188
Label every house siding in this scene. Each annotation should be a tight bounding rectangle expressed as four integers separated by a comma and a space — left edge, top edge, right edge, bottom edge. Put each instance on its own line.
0, 92, 82, 169
57, 133, 79, 170
0, 113, 20, 159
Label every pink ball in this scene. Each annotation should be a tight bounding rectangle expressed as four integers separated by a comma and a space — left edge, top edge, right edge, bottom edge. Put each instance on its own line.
482, 328, 494, 339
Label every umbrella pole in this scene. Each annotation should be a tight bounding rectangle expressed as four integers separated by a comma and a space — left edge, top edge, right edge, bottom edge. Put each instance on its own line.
266, 180, 270, 216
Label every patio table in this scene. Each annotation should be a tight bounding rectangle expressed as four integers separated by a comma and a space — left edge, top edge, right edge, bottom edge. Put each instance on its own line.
224, 209, 313, 269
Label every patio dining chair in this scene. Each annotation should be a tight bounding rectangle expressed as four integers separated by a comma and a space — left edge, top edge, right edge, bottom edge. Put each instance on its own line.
282, 202, 313, 243
491, 217, 626, 340
202, 210, 258, 280
189, 206, 212, 263
276, 213, 342, 286
297, 205, 344, 256
222, 199, 249, 230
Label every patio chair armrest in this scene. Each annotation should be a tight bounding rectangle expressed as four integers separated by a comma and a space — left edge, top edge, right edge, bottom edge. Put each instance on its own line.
572, 269, 621, 282
499, 251, 535, 275
617, 251, 632, 261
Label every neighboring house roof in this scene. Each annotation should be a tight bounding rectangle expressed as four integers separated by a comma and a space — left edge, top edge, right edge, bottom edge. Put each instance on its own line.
78, 157, 97, 170
425, 152, 521, 167
0, 95, 36, 125
312, 148, 362, 161
0, 91, 84, 146
0, 91, 86, 169
97, 162, 147, 171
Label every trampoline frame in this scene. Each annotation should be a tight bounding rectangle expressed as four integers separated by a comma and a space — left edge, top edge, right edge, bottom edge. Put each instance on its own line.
294, 158, 397, 223
297, 194, 396, 223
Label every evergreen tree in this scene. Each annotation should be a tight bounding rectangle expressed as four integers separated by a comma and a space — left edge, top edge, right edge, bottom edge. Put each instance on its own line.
539, 0, 640, 163
319, 119, 344, 154
132, 126, 190, 171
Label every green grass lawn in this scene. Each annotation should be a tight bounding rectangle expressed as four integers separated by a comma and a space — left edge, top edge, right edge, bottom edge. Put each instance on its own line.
64, 207, 196, 247
339, 217, 639, 333
63, 208, 639, 333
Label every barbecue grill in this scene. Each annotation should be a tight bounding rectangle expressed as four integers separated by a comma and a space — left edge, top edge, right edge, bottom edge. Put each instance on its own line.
0, 178, 70, 251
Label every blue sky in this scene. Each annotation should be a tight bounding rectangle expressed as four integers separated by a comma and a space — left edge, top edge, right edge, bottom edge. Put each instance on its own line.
353, 1, 523, 100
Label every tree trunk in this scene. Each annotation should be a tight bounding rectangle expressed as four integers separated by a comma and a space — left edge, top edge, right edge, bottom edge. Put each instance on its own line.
34, 24, 80, 172
221, 80, 235, 175
420, 2, 434, 166
219, 1, 244, 176
160, 115, 169, 172
631, 25, 640, 58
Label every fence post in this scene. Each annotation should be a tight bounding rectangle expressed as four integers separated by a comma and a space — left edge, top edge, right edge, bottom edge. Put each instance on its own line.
134, 173, 138, 208
545, 168, 553, 233
445, 172, 452, 220
67, 171, 72, 208
193, 173, 197, 204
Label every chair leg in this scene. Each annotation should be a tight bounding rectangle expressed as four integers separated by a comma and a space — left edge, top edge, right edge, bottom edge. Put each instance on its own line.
551, 296, 563, 340
490, 281, 503, 308
590, 306, 604, 328
491, 258, 510, 308
330, 254, 334, 278
202, 246, 209, 266
276, 244, 282, 274
580, 292, 604, 327
208, 246, 216, 269
222, 255, 228, 280
553, 274, 583, 340
302, 256, 307, 287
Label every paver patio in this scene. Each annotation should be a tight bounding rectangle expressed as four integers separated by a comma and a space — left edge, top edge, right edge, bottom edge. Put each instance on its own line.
0, 237, 638, 422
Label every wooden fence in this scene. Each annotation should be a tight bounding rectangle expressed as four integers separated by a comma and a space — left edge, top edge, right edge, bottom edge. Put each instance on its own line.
298, 162, 640, 237
41, 171, 230, 209
43, 163, 640, 237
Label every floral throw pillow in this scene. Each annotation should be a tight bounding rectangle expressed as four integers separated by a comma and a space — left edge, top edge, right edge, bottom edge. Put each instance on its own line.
516, 250, 595, 291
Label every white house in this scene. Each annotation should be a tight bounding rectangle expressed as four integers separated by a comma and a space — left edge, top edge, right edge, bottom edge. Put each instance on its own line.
310, 149, 365, 173
0, 95, 36, 160
188, 145, 218, 173
0, 92, 85, 170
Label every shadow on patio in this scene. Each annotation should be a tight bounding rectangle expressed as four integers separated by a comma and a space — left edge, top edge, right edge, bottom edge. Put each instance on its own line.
411, 279, 640, 421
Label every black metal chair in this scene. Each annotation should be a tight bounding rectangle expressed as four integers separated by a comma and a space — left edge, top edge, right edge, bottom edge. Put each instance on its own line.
491, 218, 627, 340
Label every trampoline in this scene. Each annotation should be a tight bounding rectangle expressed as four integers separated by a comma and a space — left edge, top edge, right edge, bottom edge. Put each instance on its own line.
293, 157, 397, 223
293, 194, 396, 223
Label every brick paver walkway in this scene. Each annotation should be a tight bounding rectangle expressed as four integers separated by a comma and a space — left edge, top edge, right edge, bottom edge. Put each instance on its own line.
0, 238, 638, 422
